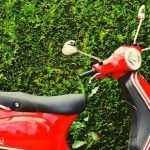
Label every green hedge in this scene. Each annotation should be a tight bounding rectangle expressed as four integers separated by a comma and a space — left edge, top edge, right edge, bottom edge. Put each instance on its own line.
1, 0, 150, 149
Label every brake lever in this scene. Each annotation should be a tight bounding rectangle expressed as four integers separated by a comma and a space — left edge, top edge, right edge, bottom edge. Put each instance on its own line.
89, 73, 101, 84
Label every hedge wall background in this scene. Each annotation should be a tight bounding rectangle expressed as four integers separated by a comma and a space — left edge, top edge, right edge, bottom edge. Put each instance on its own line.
0, 0, 150, 149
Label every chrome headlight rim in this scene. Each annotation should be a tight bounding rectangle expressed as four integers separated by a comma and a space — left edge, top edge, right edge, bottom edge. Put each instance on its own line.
124, 48, 142, 70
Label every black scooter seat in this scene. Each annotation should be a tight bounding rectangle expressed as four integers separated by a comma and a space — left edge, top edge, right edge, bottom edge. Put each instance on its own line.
0, 92, 86, 114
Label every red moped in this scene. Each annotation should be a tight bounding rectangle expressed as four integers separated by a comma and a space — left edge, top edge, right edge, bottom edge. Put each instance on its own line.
0, 5, 149, 150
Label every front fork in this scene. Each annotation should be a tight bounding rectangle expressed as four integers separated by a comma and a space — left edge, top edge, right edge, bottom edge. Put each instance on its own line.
118, 73, 150, 150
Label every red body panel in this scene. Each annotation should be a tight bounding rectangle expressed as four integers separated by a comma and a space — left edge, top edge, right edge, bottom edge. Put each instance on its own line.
0, 110, 77, 150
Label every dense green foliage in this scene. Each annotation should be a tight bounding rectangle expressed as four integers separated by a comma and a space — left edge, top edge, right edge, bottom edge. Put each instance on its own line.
1, 0, 150, 149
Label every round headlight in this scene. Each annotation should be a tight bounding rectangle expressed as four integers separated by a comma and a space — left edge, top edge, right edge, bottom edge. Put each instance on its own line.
125, 48, 141, 70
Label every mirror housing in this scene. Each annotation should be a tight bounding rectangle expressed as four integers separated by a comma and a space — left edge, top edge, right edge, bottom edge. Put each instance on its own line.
62, 40, 78, 55
138, 5, 145, 20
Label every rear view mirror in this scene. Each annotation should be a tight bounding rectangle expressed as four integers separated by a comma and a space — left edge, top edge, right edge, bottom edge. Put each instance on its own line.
62, 40, 102, 62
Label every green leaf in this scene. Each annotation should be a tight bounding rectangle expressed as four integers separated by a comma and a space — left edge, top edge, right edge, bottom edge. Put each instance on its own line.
72, 141, 86, 149
90, 132, 101, 141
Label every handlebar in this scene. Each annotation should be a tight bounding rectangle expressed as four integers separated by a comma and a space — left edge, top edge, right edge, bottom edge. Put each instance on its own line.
79, 70, 97, 78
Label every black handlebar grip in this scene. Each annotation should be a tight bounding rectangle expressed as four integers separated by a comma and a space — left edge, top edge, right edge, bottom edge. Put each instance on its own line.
79, 70, 97, 78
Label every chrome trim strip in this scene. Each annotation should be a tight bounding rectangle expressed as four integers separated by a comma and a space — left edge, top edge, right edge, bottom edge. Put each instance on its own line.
0, 105, 11, 110
0, 146, 24, 150
143, 136, 150, 150
131, 73, 150, 110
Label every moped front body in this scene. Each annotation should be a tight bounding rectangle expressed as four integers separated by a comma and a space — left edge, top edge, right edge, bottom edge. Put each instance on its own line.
119, 72, 150, 150
92, 45, 150, 150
